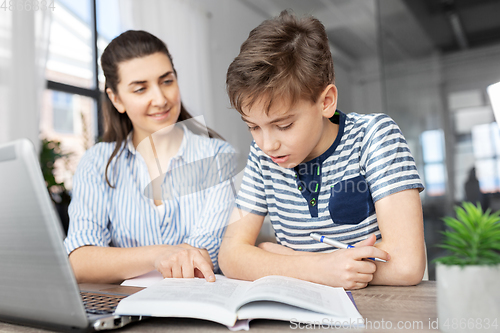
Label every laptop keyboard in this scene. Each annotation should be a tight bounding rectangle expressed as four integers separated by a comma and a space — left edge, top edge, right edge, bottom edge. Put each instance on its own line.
81, 292, 127, 315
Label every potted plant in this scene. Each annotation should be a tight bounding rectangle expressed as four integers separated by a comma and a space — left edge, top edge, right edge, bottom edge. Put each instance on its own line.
39, 138, 72, 235
434, 202, 500, 332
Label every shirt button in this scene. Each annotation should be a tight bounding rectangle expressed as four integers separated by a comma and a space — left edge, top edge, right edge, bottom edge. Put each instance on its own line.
310, 198, 316, 206
298, 185, 303, 191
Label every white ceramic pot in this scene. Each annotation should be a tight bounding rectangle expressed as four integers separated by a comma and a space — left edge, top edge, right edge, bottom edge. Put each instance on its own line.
436, 263, 500, 333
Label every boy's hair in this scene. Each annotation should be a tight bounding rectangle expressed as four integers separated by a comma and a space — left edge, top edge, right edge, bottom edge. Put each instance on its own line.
226, 10, 334, 115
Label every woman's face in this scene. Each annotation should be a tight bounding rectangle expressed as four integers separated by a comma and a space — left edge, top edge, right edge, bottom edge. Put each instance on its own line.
106, 52, 182, 146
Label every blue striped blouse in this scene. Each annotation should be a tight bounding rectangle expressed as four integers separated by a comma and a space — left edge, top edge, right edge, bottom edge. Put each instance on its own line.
64, 124, 236, 271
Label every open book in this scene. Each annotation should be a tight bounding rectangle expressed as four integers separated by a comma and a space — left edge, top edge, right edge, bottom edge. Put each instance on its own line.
115, 275, 363, 328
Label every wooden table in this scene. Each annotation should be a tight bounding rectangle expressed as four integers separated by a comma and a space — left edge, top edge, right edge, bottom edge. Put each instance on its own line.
0, 281, 437, 332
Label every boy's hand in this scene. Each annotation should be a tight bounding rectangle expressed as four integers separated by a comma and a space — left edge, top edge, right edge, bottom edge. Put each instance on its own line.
259, 235, 390, 289
353, 233, 378, 248
307, 236, 390, 290
153, 245, 215, 282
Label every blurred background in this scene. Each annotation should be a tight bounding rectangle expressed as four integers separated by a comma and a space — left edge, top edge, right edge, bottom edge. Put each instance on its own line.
1, 0, 500, 280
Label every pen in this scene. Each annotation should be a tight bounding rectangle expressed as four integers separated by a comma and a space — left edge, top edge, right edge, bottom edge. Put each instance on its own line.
310, 233, 387, 263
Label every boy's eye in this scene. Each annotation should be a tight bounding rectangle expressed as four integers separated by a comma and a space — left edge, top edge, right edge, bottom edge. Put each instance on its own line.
277, 123, 293, 131
247, 125, 259, 131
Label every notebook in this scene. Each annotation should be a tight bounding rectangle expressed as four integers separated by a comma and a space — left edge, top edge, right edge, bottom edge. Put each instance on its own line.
0, 139, 144, 332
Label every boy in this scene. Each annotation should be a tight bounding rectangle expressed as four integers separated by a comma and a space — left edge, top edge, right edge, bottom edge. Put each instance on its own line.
218, 10, 426, 289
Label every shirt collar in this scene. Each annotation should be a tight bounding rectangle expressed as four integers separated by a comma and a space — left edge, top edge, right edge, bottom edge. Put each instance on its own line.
125, 123, 191, 161
126, 131, 136, 155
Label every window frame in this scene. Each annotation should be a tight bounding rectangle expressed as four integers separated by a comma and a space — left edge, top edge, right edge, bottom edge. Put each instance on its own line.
46, 0, 103, 139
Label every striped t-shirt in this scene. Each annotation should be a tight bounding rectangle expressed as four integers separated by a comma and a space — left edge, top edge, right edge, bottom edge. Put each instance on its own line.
64, 124, 236, 271
235, 111, 424, 252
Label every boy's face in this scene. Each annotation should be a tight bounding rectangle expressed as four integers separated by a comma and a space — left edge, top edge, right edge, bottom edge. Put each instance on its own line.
241, 86, 338, 168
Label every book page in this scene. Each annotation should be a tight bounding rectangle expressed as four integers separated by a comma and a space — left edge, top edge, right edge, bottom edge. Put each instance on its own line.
120, 270, 163, 287
237, 301, 363, 327
235, 276, 361, 319
115, 275, 251, 327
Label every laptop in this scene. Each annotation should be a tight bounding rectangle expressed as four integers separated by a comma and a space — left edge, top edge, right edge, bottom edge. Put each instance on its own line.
0, 139, 144, 332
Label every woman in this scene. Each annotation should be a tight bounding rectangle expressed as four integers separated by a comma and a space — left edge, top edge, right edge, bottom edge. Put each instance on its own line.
64, 30, 235, 283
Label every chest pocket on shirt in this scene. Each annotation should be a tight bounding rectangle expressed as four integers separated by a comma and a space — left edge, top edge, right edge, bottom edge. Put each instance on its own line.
329, 174, 375, 225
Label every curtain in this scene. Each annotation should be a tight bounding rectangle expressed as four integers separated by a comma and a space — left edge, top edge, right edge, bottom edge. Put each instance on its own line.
119, 0, 214, 126
0, 9, 52, 152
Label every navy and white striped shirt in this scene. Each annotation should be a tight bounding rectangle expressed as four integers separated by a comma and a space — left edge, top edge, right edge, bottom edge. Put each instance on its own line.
64, 124, 236, 271
235, 111, 424, 252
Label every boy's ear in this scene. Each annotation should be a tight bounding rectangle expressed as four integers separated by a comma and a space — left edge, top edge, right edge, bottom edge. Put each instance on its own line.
106, 88, 126, 114
320, 84, 338, 118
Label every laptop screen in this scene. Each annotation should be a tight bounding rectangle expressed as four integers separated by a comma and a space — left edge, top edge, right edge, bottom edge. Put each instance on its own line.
0, 139, 88, 330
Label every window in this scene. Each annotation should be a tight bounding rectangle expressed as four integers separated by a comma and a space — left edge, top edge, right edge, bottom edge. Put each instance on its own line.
472, 123, 500, 193
421, 129, 447, 196
41, 0, 121, 192
488, 82, 500, 124
52, 91, 74, 133
46, 0, 94, 89
96, 0, 121, 88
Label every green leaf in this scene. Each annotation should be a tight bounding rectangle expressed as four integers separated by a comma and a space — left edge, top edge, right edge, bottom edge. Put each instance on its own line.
439, 244, 470, 257
436, 202, 500, 266
441, 231, 469, 248
443, 217, 471, 238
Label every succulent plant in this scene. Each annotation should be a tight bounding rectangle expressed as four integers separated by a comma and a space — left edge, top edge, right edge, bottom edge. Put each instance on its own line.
434, 202, 500, 266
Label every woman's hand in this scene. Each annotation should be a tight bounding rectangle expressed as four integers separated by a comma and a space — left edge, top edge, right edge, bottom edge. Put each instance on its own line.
153, 244, 215, 282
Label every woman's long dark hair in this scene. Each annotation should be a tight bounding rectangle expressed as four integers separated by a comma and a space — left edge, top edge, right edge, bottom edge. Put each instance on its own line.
101, 30, 222, 188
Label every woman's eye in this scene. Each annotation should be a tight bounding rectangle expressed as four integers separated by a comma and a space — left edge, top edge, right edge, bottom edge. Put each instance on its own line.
163, 79, 173, 85
134, 87, 145, 93
277, 123, 293, 131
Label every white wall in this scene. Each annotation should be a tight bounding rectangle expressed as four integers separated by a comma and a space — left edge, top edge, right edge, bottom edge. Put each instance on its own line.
351, 58, 384, 115
443, 44, 500, 95
334, 62, 354, 114
199, 0, 266, 164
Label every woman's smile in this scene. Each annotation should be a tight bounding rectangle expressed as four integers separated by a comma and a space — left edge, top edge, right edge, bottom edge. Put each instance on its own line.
148, 109, 171, 121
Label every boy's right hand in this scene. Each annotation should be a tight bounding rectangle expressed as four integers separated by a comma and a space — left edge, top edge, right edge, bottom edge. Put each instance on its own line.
306, 234, 389, 290
153, 245, 216, 282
